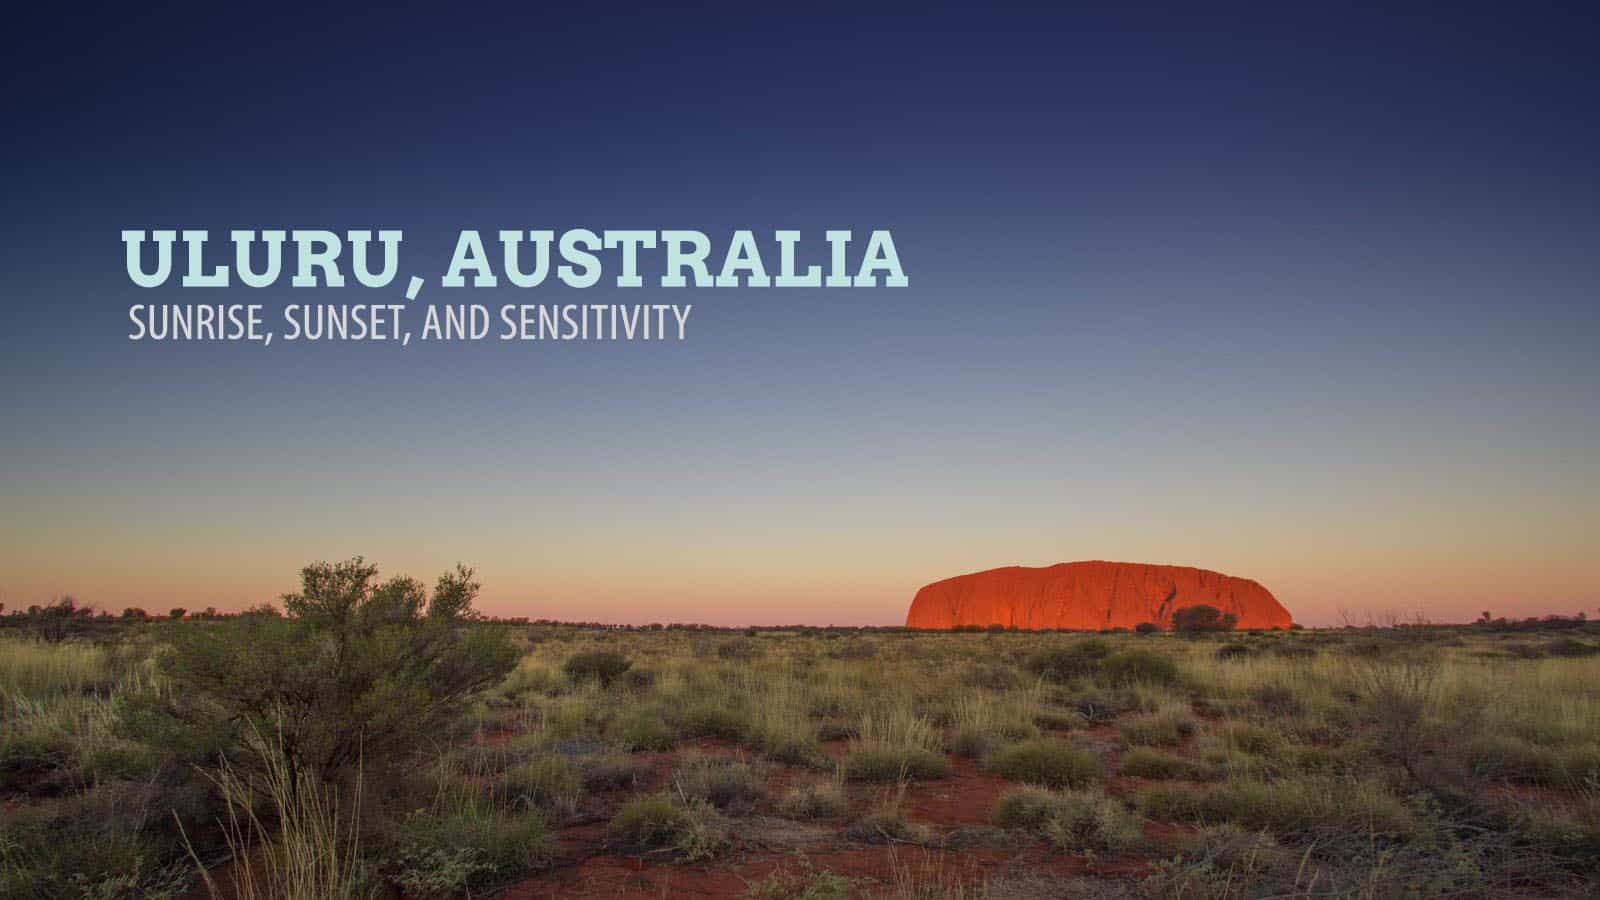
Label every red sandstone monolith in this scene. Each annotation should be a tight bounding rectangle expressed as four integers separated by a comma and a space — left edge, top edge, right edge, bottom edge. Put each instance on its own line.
905, 561, 1292, 631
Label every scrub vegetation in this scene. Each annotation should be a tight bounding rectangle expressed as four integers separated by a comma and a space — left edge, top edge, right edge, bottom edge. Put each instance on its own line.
1, 566, 1597, 897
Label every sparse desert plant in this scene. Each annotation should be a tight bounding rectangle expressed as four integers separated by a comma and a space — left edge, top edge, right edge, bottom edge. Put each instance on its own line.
844, 782, 930, 845
779, 777, 850, 819
982, 739, 1104, 788
743, 861, 855, 899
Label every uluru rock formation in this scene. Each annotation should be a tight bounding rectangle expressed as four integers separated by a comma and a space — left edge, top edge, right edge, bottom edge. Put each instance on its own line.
906, 561, 1292, 631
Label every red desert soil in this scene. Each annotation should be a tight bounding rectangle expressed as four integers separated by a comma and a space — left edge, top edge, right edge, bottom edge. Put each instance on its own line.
505, 840, 1149, 898
906, 560, 1293, 631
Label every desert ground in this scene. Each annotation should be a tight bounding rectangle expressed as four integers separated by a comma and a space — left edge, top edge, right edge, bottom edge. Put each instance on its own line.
2, 570, 1597, 898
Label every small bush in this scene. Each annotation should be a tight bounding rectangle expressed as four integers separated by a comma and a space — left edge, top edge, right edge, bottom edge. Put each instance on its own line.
715, 638, 762, 661
842, 747, 950, 781
579, 753, 641, 791
608, 794, 728, 861
671, 754, 765, 815
1215, 642, 1253, 660
1223, 724, 1282, 756
1135, 777, 1415, 839
1120, 747, 1219, 781
1250, 685, 1302, 716
613, 707, 678, 751
983, 740, 1104, 788
1119, 713, 1192, 747
677, 701, 751, 741
963, 663, 1023, 691
1025, 640, 1110, 683
1098, 651, 1180, 687
562, 650, 631, 687
844, 793, 931, 845
994, 786, 1142, 852
382, 805, 550, 894
1459, 733, 1600, 787
948, 727, 999, 759
778, 779, 850, 819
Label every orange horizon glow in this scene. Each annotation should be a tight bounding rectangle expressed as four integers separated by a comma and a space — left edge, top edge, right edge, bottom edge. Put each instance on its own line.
4, 553, 1591, 629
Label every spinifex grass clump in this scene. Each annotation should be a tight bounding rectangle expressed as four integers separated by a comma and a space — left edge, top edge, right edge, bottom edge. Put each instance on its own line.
842, 707, 950, 781
670, 752, 766, 815
608, 793, 729, 861
994, 786, 1142, 852
983, 739, 1105, 789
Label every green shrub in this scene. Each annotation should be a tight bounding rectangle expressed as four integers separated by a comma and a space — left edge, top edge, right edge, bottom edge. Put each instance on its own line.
760, 733, 830, 769
579, 753, 641, 791
1098, 650, 1180, 686
613, 707, 678, 751
1172, 605, 1237, 633
677, 701, 751, 741
1119, 713, 1192, 747
841, 747, 950, 781
983, 740, 1104, 788
121, 558, 518, 785
1024, 640, 1110, 683
1120, 747, 1218, 781
608, 794, 728, 861
994, 786, 1141, 851
0, 784, 190, 898
1459, 733, 1600, 787
743, 863, 855, 900
1135, 784, 1209, 821
562, 650, 632, 687
1135, 777, 1415, 839
948, 727, 999, 759
382, 804, 550, 894
1223, 724, 1282, 756
671, 754, 766, 815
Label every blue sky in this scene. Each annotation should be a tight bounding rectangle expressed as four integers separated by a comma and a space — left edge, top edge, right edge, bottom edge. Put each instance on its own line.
2, 4, 1595, 624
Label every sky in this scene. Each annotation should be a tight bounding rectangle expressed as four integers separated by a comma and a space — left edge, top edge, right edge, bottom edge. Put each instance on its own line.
1, 4, 1596, 626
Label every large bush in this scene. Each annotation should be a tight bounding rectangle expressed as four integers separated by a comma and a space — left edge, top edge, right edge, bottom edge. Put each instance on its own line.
1172, 604, 1238, 633
123, 557, 518, 783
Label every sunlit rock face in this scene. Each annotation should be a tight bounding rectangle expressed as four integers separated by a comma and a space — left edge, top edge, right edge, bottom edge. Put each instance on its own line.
905, 561, 1292, 631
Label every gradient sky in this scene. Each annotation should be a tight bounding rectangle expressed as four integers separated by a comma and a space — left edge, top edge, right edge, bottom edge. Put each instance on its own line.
2, 5, 1596, 626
